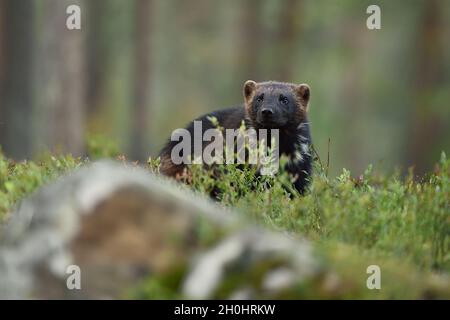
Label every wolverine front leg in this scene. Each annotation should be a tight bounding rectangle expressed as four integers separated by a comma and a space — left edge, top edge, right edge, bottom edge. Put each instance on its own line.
285, 153, 312, 194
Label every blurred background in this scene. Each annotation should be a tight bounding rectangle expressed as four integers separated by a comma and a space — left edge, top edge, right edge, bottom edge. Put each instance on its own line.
0, 0, 449, 177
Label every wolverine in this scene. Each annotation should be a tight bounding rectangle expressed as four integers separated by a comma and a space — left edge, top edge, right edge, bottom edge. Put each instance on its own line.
158, 80, 313, 194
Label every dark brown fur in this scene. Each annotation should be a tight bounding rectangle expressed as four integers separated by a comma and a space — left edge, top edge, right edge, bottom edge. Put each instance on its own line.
158, 80, 313, 193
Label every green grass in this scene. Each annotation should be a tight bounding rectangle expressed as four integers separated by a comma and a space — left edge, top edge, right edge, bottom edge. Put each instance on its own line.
185, 152, 449, 273
0, 144, 448, 298
0, 152, 83, 221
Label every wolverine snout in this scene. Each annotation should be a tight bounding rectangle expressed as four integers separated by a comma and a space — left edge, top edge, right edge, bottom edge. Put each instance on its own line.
261, 108, 274, 116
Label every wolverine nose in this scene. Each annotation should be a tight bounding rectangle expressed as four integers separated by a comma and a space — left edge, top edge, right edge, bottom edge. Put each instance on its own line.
261, 108, 274, 117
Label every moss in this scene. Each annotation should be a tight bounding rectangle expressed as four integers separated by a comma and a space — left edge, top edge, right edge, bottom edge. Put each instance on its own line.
126, 263, 188, 299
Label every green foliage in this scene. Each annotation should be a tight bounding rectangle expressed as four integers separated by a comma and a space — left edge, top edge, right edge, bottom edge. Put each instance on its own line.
127, 264, 186, 300
0, 151, 83, 221
147, 156, 161, 174
86, 134, 121, 159
0, 145, 448, 298
184, 152, 449, 272
130, 152, 449, 299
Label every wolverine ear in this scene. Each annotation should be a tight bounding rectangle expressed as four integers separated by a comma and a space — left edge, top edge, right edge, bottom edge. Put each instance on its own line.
295, 84, 311, 109
243, 80, 257, 103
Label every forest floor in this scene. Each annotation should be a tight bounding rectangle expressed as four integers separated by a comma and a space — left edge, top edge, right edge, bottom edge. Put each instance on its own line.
0, 143, 448, 299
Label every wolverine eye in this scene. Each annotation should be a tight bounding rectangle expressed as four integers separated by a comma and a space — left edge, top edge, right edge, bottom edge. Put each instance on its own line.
279, 95, 289, 105
256, 94, 264, 103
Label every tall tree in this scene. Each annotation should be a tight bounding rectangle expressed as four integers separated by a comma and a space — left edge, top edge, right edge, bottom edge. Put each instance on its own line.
0, 0, 34, 159
34, 0, 86, 156
276, 0, 303, 81
0, 0, 4, 104
238, 0, 264, 81
85, 0, 106, 116
130, 0, 153, 160
407, 0, 446, 174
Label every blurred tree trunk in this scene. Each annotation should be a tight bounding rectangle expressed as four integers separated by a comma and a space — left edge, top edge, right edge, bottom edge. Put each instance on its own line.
0, 0, 4, 103
407, 0, 445, 174
339, 19, 366, 175
86, 0, 105, 116
276, 0, 302, 81
238, 0, 263, 81
0, 0, 34, 159
0, 0, 4, 137
130, 0, 153, 160
34, 0, 86, 156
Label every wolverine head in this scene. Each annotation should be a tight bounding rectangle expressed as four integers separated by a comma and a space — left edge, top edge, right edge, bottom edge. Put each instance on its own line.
243, 80, 310, 129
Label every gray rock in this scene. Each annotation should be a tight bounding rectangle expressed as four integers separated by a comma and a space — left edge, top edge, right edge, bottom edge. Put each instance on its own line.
0, 161, 238, 299
182, 228, 318, 299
